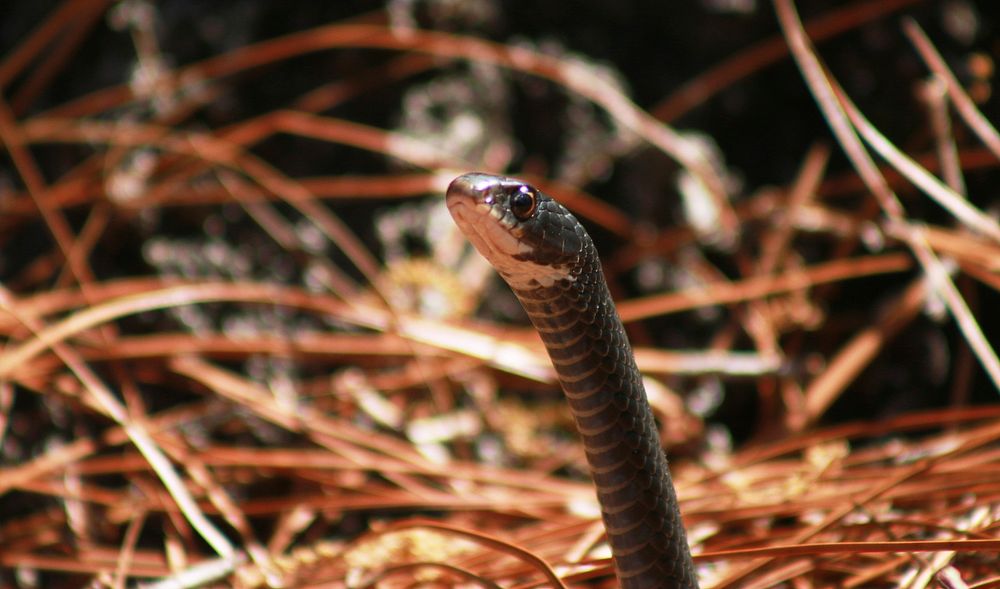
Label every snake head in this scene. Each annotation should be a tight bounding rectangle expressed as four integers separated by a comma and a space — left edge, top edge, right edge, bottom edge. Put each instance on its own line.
446, 173, 588, 290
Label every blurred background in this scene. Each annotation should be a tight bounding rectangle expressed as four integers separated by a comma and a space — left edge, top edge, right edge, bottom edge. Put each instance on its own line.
1, 1, 999, 587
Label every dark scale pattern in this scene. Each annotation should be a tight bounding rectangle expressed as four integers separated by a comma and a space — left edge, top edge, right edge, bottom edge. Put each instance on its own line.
513, 238, 698, 589
448, 173, 698, 588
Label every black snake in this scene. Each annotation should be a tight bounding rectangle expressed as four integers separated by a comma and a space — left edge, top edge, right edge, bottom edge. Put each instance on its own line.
447, 173, 698, 589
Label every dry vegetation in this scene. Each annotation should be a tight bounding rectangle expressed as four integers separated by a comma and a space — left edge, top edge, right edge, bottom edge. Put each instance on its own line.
1, 1, 999, 587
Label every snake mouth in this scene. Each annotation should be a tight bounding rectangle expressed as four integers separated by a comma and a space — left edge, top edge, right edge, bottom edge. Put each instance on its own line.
446, 173, 576, 290
446, 174, 527, 261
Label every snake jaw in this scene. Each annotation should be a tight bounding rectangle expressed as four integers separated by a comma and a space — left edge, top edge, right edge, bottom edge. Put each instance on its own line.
447, 173, 576, 289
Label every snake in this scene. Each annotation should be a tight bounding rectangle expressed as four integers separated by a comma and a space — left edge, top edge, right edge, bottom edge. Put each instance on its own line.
446, 173, 698, 588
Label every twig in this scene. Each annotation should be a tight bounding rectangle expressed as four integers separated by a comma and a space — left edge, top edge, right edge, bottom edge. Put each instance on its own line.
0, 286, 236, 561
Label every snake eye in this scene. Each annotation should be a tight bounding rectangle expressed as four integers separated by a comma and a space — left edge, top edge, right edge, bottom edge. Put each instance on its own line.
510, 185, 538, 221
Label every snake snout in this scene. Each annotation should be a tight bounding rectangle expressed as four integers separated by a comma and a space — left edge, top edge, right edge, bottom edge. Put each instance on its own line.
446, 172, 500, 206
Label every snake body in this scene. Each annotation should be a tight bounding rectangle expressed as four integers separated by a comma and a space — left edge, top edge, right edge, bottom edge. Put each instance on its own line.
447, 173, 698, 588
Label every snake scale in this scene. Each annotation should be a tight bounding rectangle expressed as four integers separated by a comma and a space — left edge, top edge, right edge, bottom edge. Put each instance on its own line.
447, 173, 698, 589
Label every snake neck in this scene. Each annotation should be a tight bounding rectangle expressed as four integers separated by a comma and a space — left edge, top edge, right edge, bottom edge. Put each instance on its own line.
509, 244, 698, 589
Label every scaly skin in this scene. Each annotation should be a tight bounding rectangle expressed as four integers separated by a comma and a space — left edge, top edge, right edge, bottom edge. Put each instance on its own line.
447, 173, 698, 589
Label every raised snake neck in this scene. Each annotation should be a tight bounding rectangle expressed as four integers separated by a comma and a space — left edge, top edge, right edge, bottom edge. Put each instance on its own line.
446, 173, 698, 589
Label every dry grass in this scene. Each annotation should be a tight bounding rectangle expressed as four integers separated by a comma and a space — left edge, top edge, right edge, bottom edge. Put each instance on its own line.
1, 1, 999, 587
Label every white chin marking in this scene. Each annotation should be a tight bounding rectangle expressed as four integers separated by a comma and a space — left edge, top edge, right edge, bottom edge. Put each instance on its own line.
451, 200, 574, 290
500, 260, 575, 290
